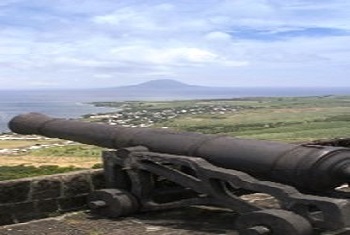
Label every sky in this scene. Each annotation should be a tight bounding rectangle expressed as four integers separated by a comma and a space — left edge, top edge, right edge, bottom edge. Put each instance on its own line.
1, 0, 350, 89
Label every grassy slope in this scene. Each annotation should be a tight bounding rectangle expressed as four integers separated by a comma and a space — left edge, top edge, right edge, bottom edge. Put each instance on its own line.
156, 96, 350, 142
0, 144, 102, 180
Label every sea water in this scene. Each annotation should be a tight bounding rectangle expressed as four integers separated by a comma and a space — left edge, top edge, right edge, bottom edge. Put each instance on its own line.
0, 90, 119, 133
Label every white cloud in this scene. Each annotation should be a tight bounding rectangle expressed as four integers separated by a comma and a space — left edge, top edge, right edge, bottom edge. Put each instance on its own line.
92, 3, 177, 32
93, 7, 158, 30
0, 0, 349, 88
112, 47, 209, 65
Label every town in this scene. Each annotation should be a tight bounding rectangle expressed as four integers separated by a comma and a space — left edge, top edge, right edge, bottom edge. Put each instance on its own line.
85, 101, 240, 128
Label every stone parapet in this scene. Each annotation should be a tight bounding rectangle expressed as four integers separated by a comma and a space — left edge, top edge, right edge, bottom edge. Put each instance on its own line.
0, 169, 105, 225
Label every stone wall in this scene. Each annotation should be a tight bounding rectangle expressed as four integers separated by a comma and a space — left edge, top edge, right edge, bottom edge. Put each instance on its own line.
0, 169, 105, 226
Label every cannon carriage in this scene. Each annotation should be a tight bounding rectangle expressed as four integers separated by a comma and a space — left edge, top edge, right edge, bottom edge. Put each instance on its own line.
9, 113, 350, 235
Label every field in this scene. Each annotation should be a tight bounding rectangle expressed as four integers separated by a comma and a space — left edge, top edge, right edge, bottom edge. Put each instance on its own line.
0, 144, 102, 167
152, 96, 350, 142
0, 141, 102, 180
0, 139, 58, 148
1, 95, 350, 180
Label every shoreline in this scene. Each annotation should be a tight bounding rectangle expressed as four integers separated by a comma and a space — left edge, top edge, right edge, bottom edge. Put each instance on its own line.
0, 101, 121, 134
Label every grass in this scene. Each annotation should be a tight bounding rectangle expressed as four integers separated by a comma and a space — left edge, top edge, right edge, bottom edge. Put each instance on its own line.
28, 144, 103, 157
156, 96, 350, 142
90, 96, 350, 142
0, 165, 83, 181
0, 144, 103, 180
0, 139, 59, 149
0, 143, 103, 173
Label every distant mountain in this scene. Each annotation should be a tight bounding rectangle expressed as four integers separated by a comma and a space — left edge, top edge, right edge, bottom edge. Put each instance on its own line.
96, 79, 231, 100
70, 79, 350, 101
97, 79, 350, 101
113, 79, 205, 90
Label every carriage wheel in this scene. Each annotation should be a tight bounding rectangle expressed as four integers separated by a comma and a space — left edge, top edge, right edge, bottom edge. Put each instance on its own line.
87, 188, 139, 218
235, 209, 313, 235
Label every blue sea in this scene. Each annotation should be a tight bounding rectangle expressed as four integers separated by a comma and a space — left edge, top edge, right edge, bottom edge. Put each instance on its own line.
1, 87, 350, 133
0, 90, 121, 133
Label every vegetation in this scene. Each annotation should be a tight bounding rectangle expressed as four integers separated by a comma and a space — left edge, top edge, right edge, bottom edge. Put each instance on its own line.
153, 96, 350, 142
88, 96, 350, 142
0, 165, 83, 181
0, 139, 59, 149
28, 144, 102, 158
0, 144, 103, 180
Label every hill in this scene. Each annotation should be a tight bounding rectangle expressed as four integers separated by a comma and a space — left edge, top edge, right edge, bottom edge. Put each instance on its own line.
89, 80, 350, 101
112, 79, 206, 90
125, 79, 199, 89
98, 79, 230, 100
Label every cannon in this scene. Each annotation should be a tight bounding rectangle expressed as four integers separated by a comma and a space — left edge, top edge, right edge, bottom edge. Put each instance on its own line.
8, 113, 350, 235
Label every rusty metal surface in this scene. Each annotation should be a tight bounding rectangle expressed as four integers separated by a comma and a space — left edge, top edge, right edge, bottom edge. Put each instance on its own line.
97, 149, 350, 234
9, 112, 350, 191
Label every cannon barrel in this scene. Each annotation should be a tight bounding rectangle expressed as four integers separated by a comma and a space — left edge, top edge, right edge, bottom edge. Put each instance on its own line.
8, 112, 350, 192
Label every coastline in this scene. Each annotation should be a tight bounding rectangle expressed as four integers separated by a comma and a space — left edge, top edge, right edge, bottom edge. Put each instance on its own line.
0, 102, 121, 134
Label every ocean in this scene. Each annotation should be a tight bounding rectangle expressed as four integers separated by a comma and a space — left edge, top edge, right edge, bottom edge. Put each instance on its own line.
0, 90, 121, 133
1, 87, 350, 133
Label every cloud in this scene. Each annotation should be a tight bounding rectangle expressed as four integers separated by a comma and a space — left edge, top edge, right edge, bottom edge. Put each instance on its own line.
110, 46, 247, 67
205, 31, 232, 42
0, 0, 350, 88
93, 7, 160, 30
